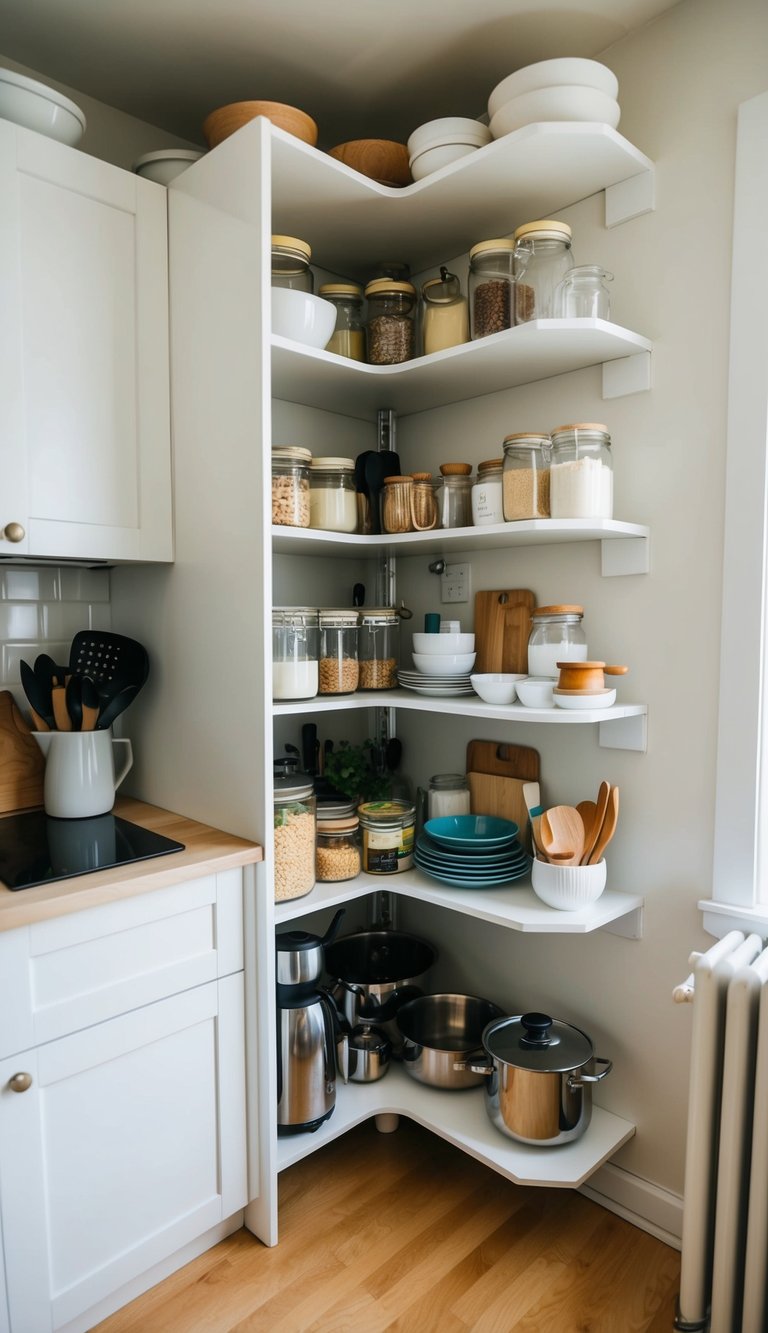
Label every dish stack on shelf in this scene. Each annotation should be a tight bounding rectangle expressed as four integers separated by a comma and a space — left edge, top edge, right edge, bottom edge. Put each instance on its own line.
397, 629, 476, 697
487, 58, 621, 140
415, 814, 529, 889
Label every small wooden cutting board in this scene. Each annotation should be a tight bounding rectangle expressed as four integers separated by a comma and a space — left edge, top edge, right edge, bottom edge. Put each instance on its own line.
467, 772, 529, 846
473, 589, 536, 675
0, 691, 45, 813
466, 740, 540, 853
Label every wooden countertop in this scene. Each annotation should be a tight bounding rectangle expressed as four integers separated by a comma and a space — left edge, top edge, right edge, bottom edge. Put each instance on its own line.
0, 797, 263, 932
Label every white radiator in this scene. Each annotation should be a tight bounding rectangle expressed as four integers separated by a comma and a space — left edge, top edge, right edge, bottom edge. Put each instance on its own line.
674, 930, 768, 1332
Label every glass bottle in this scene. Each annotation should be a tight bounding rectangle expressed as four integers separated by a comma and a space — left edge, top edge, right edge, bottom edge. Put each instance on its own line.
471, 459, 504, 526
308, 457, 358, 532
273, 775, 316, 902
502, 433, 552, 520
318, 282, 366, 360
364, 279, 417, 363
437, 465, 473, 528
421, 267, 469, 354
549, 423, 613, 519
468, 239, 516, 339
513, 220, 574, 321
271, 235, 313, 292
527, 606, 588, 678
271, 445, 311, 528
358, 609, 399, 690
555, 265, 613, 320
427, 774, 471, 819
318, 610, 360, 695
382, 475, 414, 534
272, 607, 319, 699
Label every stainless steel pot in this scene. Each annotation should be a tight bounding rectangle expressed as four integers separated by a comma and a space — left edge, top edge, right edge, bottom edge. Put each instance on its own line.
397, 993, 505, 1089
469, 1011, 612, 1146
324, 930, 436, 1053
348, 1022, 390, 1083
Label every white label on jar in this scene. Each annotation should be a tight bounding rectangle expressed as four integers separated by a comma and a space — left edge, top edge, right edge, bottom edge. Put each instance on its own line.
550, 458, 613, 519
471, 480, 504, 526
363, 825, 414, 873
272, 659, 318, 699
309, 488, 358, 532
527, 641, 588, 678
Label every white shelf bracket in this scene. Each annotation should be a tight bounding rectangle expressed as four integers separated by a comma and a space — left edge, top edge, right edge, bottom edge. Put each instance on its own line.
600, 904, 644, 940
599, 712, 647, 752
605, 167, 656, 227
602, 351, 652, 399
601, 534, 650, 577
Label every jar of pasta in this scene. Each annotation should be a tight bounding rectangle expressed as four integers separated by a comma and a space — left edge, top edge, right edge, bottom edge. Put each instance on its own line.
318, 609, 360, 694
358, 609, 399, 690
271, 445, 311, 527
273, 776, 316, 902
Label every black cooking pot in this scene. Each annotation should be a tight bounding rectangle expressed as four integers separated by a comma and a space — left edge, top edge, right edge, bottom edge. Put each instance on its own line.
324, 929, 437, 1053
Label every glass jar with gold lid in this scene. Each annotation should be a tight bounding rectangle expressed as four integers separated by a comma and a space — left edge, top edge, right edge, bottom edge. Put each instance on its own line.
271, 235, 313, 292
318, 282, 365, 361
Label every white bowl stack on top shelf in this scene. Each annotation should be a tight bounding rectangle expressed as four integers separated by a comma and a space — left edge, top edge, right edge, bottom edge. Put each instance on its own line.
487, 58, 620, 140
0, 67, 86, 145
407, 117, 492, 181
398, 630, 476, 696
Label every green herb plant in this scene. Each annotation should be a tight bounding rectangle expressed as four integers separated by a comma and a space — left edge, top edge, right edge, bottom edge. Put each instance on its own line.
324, 740, 391, 803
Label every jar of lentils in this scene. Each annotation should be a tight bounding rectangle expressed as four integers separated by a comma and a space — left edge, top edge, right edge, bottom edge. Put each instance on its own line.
513, 220, 574, 321
273, 775, 316, 902
316, 800, 361, 882
358, 609, 399, 689
468, 238, 516, 339
272, 445, 311, 528
271, 235, 314, 292
502, 433, 552, 520
318, 609, 359, 695
364, 278, 417, 364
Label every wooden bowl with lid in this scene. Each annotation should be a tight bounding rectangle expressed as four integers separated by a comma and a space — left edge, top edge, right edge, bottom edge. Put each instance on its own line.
328, 139, 411, 187
555, 660, 628, 693
203, 100, 318, 149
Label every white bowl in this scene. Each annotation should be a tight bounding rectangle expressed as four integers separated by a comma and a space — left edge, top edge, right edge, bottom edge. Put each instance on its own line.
553, 687, 616, 711
531, 857, 607, 910
271, 289, 337, 349
407, 117, 492, 158
0, 67, 86, 145
490, 87, 620, 140
133, 149, 205, 184
412, 651, 476, 676
410, 142, 481, 180
488, 59, 619, 119
515, 677, 555, 708
470, 673, 526, 704
412, 632, 475, 655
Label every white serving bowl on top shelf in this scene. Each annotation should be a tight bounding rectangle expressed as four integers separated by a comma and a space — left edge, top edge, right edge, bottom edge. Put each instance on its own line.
407, 116, 492, 159
0, 67, 86, 145
515, 677, 555, 708
412, 651, 476, 676
489, 86, 620, 140
470, 673, 526, 704
487, 58, 619, 120
412, 632, 475, 655
133, 149, 204, 185
410, 142, 479, 180
531, 856, 607, 910
271, 289, 337, 349
553, 687, 616, 710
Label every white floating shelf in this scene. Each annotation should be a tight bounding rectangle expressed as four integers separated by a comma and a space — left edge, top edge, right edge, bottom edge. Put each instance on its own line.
276, 1063, 635, 1188
274, 689, 645, 727
272, 517, 649, 560
276, 869, 643, 936
272, 319, 652, 418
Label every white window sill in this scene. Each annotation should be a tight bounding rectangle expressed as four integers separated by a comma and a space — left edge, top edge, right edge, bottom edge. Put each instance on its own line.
699, 899, 768, 940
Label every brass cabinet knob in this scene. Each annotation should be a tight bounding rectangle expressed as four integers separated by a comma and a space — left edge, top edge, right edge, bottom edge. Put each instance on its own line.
8, 1072, 33, 1093
2, 522, 26, 543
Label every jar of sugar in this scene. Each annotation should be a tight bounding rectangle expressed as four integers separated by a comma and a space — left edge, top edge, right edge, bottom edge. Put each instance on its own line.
549, 423, 613, 519
272, 607, 319, 700
527, 606, 588, 679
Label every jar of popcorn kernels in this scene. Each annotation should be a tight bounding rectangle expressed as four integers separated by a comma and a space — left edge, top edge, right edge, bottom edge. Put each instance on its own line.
273, 775, 316, 902
272, 446, 311, 528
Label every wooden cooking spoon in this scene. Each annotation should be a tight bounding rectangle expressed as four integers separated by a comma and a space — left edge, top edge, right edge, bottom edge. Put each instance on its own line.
588, 786, 620, 864
540, 805, 585, 866
581, 781, 610, 864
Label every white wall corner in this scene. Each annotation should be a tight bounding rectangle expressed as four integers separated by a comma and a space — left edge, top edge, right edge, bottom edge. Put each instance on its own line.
580, 1160, 683, 1250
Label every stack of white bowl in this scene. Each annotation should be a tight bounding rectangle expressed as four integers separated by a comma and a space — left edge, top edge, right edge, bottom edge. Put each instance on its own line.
487, 58, 620, 140
397, 631, 476, 696
407, 118, 492, 181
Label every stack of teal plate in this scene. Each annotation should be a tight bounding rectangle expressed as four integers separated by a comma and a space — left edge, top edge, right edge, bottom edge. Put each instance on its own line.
415, 814, 529, 890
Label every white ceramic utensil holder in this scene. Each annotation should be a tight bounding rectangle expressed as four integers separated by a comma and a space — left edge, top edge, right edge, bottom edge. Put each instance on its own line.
32, 729, 133, 819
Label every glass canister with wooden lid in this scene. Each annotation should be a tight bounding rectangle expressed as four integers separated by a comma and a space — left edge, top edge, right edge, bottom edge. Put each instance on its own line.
318, 282, 365, 361
549, 423, 613, 519
527, 605, 588, 679
271, 235, 314, 292
502, 433, 551, 520
358, 608, 399, 690
513, 220, 574, 321
468, 238, 516, 338
364, 279, 417, 364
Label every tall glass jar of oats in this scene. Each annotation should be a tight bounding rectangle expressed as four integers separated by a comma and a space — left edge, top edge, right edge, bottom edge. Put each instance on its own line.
273, 776, 316, 902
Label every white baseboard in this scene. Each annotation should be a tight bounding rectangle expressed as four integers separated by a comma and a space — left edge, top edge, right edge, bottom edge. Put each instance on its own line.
580, 1162, 683, 1250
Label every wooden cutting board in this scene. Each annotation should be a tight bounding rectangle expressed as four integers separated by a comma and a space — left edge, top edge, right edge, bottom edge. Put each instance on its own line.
0, 691, 45, 813
466, 740, 540, 852
473, 589, 536, 675
466, 740, 540, 783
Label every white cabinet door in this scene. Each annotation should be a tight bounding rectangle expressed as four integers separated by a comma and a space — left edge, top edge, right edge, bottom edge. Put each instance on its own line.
0, 976, 246, 1332
0, 122, 172, 563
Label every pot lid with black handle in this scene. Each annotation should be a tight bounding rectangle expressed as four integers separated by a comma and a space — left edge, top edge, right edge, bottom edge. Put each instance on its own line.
482, 1012, 593, 1073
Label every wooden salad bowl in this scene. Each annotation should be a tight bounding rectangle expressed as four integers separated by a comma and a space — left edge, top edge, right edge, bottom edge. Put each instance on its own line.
203, 100, 318, 149
328, 139, 411, 187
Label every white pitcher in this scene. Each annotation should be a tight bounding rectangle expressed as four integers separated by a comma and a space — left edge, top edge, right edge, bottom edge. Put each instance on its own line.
32, 730, 133, 819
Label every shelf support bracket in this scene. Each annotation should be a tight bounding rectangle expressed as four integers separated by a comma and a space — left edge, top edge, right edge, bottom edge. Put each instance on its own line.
599, 712, 647, 753
605, 167, 655, 227
602, 351, 652, 399
601, 534, 650, 577
600, 904, 644, 939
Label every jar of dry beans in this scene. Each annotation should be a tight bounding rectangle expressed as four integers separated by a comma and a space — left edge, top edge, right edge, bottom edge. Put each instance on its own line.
468, 239, 516, 339
502, 434, 552, 520
271, 445, 312, 527
273, 775, 316, 902
364, 279, 417, 364
318, 609, 359, 695
316, 800, 361, 882
358, 609, 399, 689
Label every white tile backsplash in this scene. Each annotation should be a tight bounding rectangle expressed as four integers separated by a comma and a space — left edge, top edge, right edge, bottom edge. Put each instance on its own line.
0, 567, 60, 601
0, 565, 112, 688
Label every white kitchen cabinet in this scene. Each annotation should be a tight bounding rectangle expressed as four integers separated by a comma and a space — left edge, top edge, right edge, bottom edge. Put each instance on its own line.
0, 870, 247, 1333
0, 121, 172, 563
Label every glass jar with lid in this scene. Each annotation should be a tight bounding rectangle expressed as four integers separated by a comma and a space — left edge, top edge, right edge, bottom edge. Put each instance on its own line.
274, 775, 316, 902
308, 457, 358, 532
358, 800, 415, 874
471, 459, 504, 526
318, 282, 365, 361
358, 609, 399, 690
527, 605, 588, 679
421, 267, 469, 355
316, 800, 361, 882
428, 774, 471, 820
318, 609, 360, 695
468, 239, 516, 339
502, 433, 552, 520
382, 475, 414, 534
271, 235, 313, 292
272, 607, 319, 699
271, 445, 311, 528
549, 423, 613, 519
437, 464, 473, 529
410, 473, 439, 531
554, 265, 613, 319
513, 220, 574, 321
364, 279, 417, 364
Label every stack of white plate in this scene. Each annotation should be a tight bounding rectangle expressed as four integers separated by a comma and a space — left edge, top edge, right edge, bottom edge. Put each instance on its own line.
487, 58, 620, 140
398, 669, 475, 698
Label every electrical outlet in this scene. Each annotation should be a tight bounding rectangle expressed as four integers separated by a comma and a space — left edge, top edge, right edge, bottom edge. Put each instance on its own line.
441, 562, 471, 603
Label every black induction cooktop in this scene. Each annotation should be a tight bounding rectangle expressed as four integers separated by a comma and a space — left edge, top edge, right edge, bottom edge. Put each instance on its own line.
0, 811, 185, 890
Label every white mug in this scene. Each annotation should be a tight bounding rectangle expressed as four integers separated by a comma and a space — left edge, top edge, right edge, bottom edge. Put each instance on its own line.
32, 730, 133, 819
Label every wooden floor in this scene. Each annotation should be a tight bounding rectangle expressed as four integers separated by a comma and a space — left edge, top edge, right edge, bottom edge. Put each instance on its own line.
95, 1119, 680, 1333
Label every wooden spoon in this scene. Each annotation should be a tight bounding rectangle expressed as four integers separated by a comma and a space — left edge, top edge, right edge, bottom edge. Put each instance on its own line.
588, 786, 620, 864
581, 781, 610, 864
576, 800, 597, 846
540, 806, 585, 866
